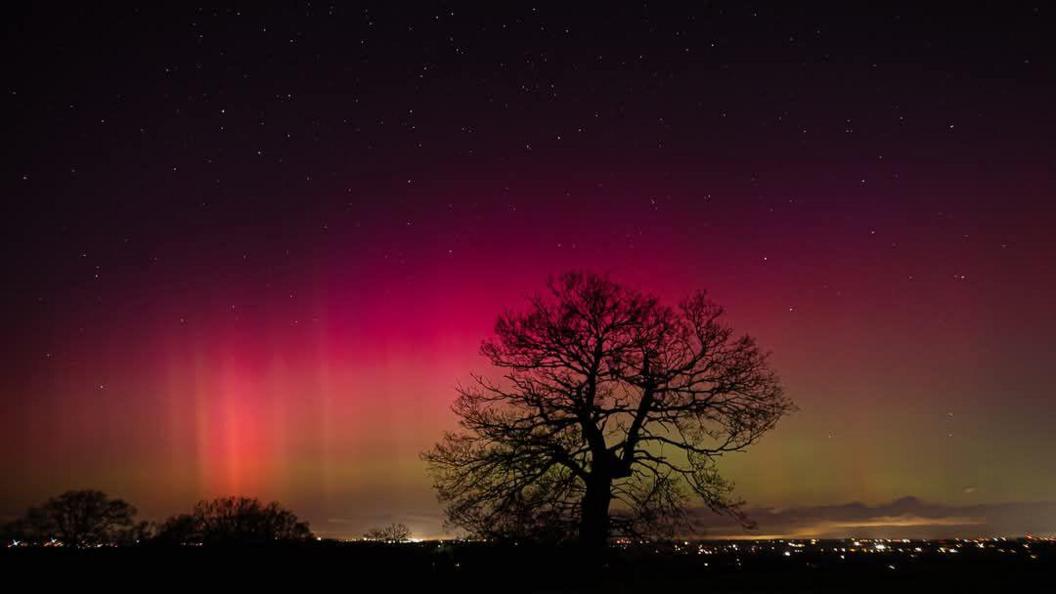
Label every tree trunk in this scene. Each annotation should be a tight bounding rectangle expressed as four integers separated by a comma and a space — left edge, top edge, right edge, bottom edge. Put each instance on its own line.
579, 472, 613, 550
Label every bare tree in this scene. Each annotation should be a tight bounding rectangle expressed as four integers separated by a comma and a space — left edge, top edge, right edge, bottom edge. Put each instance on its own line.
364, 522, 412, 542
154, 497, 313, 544
5, 490, 141, 546
423, 272, 793, 548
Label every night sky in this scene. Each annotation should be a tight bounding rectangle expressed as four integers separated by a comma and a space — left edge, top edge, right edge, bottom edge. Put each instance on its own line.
2, 3, 1054, 539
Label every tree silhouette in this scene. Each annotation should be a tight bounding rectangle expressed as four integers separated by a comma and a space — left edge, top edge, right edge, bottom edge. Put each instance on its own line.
423, 272, 793, 548
364, 522, 412, 542
3, 490, 141, 546
154, 497, 312, 544
153, 512, 198, 545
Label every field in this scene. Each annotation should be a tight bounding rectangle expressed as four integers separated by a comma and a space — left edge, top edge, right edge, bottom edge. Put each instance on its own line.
3, 539, 1052, 592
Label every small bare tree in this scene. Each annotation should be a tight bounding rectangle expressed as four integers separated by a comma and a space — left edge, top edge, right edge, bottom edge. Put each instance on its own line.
423, 272, 793, 548
364, 522, 412, 543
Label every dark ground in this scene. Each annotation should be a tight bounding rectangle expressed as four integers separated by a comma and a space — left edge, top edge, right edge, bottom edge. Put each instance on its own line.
2, 539, 1052, 592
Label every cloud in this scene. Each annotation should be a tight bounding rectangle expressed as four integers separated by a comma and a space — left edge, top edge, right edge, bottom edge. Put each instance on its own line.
313, 497, 1056, 540
687, 496, 1056, 539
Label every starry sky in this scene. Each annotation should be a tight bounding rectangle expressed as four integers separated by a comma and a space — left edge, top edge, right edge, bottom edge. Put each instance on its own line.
2, 3, 1054, 539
